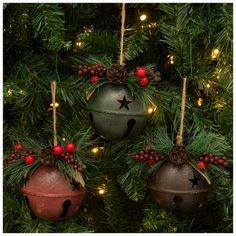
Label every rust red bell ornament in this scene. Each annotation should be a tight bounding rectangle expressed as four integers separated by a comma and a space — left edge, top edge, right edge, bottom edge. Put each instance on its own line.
22, 165, 85, 221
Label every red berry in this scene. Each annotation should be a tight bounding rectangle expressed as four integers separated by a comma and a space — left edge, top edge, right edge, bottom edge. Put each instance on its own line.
222, 156, 227, 161
65, 143, 76, 153
209, 158, 214, 163
223, 162, 229, 167
199, 156, 204, 161
14, 143, 23, 151
140, 156, 145, 161
144, 154, 149, 160
148, 159, 156, 165
135, 67, 147, 78
138, 77, 149, 87
24, 155, 35, 165
149, 155, 154, 160
208, 153, 213, 158
139, 150, 145, 155
204, 157, 209, 163
214, 161, 218, 164
90, 75, 99, 84
198, 161, 207, 170
218, 159, 224, 165
52, 145, 63, 155
214, 156, 219, 161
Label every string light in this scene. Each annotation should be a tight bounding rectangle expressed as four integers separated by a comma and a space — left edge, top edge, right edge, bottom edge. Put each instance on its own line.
147, 101, 157, 114
167, 55, 175, 64
62, 137, 66, 141
197, 97, 204, 107
206, 83, 211, 89
140, 14, 147, 21
211, 48, 220, 60
75, 41, 82, 48
214, 100, 225, 110
148, 107, 154, 113
147, 104, 157, 114
7, 89, 12, 96
91, 147, 99, 154
50, 102, 59, 108
97, 184, 107, 195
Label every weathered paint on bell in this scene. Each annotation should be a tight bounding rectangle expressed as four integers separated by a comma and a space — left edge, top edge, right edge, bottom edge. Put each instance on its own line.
149, 160, 210, 214
22, 165, 85, 221
86, 84, 148, 140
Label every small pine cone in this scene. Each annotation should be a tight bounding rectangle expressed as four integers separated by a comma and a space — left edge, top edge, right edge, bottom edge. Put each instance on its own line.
40, 147, 56, 165
169, 144, 187, 166
106, 64, 126, 84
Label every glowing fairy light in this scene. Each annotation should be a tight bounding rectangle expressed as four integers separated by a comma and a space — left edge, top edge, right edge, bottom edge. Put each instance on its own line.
98, 189, 105, 195
211, 48, 220, 59
91, 147, 99, 154
76, 41, 82, 48
50, 102, 59, 108
97, 184, 107, 195
140, 14, 147, 21
7, 89, 12, 96
167, 55, 175, 64
197, 97, 204, 107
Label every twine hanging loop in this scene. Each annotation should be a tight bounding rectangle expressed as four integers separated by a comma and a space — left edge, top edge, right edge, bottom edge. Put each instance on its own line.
119, 3, 126, 65
176, 77, 187, 145
51, 80, 58, 146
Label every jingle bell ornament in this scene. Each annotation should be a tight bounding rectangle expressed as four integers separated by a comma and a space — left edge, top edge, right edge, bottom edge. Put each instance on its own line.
149, 160, 210, 214
22, 165, 85, 221
86, 83, 148, 140
149, 78, 211, 214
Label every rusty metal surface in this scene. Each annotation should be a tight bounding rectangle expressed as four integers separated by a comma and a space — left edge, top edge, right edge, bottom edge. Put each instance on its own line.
22, 165, 85, 221
149, 160, 210, 214
86, 84, 148, 141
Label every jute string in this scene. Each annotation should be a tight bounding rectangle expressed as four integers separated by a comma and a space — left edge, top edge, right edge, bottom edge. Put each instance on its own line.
51, 81, 58, 146
176, 77, 187, 145
119, 3, 125, 65
50, 80, 85, 187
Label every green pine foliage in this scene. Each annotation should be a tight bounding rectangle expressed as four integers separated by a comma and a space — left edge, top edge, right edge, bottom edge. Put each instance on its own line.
3, 3, 232, 233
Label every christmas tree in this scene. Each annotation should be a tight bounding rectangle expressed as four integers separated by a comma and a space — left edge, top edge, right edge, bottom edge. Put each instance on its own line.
3, 3, 233, 233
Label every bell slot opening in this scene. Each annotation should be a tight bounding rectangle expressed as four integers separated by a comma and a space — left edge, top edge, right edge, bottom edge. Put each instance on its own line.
122, 119, 136, 138
60, 199, 72, 218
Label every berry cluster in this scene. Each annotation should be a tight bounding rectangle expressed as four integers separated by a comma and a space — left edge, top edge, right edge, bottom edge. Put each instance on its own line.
77, 64, 106, 84
198, 153, 229, 170
6, 143, 36, 165
131, 148, 167, 165
52, 143, 86, 172
134, 67, 149, 87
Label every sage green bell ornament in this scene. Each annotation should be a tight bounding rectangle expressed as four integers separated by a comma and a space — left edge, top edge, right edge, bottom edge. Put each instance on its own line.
86, 67, 148, 140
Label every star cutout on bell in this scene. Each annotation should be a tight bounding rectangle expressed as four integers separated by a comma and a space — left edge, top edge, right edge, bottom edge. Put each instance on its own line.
189, 174, 201, 188
70, 179, 81, 191
117, 96, 132, 110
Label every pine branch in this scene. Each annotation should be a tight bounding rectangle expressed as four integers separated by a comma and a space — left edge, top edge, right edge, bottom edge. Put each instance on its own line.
32, 4, 71, 51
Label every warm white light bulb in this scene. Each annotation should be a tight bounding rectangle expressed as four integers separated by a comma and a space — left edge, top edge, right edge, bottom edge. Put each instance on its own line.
140, 14, 147, 21
197, 98, 203, 107
98, 189, 105, 195
91, 147, 99, 154
50, 102, 59, 108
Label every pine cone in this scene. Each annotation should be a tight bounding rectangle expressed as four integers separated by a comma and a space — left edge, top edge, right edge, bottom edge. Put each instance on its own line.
106, 64, 126, 84
169, 144, 187, 166
41, 147, 56, 165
